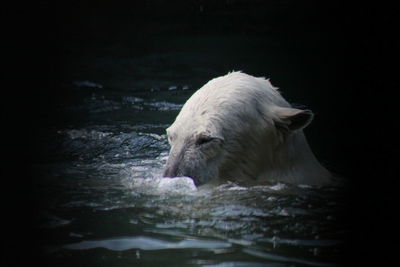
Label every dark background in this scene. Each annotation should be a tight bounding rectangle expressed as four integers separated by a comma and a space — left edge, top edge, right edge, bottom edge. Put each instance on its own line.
4, 0, 399, 265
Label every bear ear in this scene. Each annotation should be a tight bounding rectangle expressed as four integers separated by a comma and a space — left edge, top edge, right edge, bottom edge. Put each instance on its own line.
272, 106, 314, 132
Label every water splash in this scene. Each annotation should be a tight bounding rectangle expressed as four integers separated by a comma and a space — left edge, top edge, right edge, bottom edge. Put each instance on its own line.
127, 177, 197, 195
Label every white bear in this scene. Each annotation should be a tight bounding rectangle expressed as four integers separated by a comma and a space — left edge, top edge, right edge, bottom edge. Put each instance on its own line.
163, 72, 331, 186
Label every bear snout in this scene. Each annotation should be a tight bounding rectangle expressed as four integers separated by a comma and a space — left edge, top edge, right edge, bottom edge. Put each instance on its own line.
163, 145, 187, 178
163, 148, 205, 186
163, 156, 197, 182
163, 157, 181, 178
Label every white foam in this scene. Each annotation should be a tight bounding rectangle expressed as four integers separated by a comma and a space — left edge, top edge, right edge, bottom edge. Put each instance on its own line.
129, 177, 197, 195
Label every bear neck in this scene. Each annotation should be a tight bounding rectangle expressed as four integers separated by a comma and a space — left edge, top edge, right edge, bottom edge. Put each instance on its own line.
271, 131, 331, 186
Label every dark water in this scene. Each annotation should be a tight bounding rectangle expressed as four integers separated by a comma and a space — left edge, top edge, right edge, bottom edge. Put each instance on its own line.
20, 2, 400, 266
22, 2, 372, 265
32, 79, 347, 266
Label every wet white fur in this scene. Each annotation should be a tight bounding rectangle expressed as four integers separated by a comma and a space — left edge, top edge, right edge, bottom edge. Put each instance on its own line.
165, 72, 331, 186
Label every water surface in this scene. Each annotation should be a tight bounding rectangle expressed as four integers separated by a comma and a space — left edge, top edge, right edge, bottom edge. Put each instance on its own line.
33, 81, 346, 266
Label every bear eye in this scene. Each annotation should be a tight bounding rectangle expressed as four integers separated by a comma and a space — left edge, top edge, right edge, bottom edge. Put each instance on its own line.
167, 133, 175, 144
195, 136, 213, 146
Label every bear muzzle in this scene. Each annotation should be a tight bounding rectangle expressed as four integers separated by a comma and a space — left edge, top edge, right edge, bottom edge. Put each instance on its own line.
162, 164, 179, 178
163, 143, 213, 186
163, 159, 204, 186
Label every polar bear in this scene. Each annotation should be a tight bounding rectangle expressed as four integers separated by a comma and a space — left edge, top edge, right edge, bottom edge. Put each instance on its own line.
163, 72, 331, 186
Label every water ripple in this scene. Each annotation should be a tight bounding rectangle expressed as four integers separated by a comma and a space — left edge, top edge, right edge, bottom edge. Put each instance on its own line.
64, 236, 231, 251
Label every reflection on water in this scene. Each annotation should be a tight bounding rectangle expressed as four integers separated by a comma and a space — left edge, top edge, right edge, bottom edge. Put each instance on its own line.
33, 84, 346, 266
65, 236, 232, 251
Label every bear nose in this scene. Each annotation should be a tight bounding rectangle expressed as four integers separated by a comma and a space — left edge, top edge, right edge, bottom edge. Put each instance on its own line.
163, 145, 185, 178
163, 154, 182, 178
163, 165, 178, 178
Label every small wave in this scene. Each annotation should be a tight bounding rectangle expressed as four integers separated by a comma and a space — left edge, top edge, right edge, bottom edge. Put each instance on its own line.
210, 205, 270, 218
37, 214, 73, 229
64, 236, 230, 251
121, 95, 183, 111
73, 80, 103, 89
215, 182, 289, 193
58, 128, 168, 164
67, 93, 183, 114
63, 129, 112, 140
259, 237, 341, 247
243, 248, 335, 266
121, 96, 144, 104
167, 85, 190, 91
143, 101, 183, 111
203, 261, 273, 267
